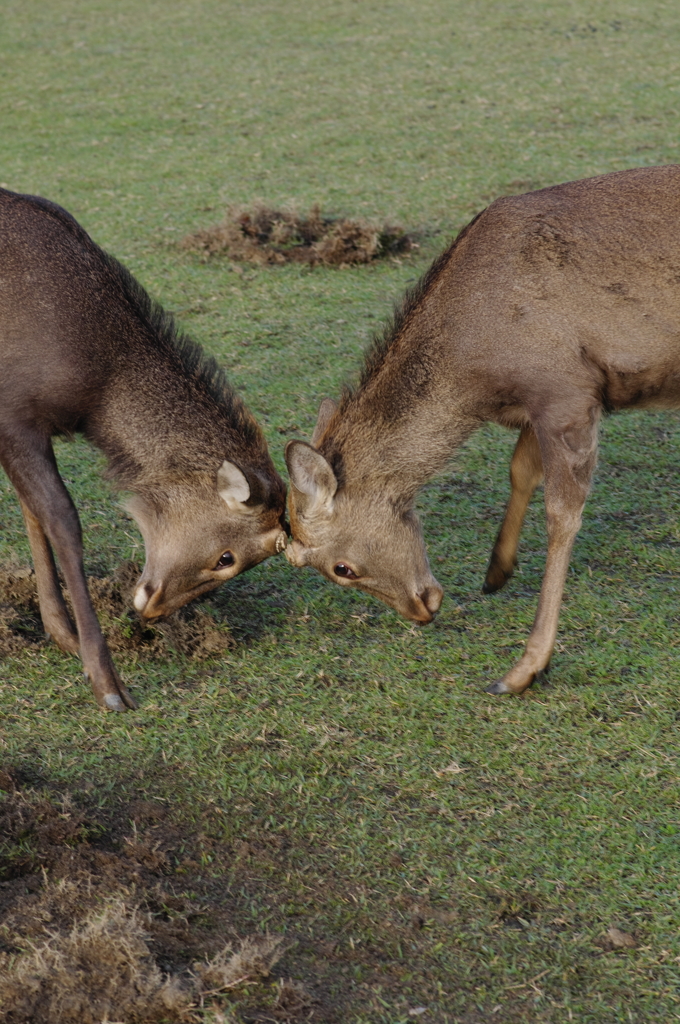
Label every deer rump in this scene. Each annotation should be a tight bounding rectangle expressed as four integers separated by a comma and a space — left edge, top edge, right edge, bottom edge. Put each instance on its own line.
285, 164, 680, 694
0, 189, 286, 711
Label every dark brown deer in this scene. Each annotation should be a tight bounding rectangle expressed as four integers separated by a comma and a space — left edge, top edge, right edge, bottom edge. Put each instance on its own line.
0, 188, 286, 711
285, 164, 680, 694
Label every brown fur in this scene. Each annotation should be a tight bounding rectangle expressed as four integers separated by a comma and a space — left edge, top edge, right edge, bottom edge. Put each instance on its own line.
0, 189, 286, 711
286, 165, 680, 693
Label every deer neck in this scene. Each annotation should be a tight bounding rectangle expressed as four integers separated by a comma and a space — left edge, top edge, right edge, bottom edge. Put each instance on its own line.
90, 360, 265, 491
321, 375, 475, 504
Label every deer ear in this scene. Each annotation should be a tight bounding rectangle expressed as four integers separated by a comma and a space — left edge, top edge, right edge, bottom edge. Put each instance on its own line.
311, 398, 338, 447
285, 441, 337, 513
217, 460, 250, 510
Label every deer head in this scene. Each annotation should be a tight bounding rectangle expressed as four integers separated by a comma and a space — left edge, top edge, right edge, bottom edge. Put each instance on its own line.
127, 460, 287, 620
284, 403, 443, 623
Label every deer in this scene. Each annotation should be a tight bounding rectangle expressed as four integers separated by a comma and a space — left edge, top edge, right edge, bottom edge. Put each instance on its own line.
0, 188, 287, 711
284, 164, 680, 694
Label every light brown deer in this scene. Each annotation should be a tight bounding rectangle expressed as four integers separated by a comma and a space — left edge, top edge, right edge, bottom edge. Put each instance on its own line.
285, 165, 680, 694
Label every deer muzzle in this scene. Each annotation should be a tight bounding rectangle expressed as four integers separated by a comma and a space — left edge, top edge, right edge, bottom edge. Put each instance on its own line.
409, 583, 444, 623
133, 581, 166, 620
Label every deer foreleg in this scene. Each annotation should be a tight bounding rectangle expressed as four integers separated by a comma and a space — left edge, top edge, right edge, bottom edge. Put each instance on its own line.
486, 411, 598, 695
6, 435, 136, 711
20, 499, 79, 655
483, 425, 543, 594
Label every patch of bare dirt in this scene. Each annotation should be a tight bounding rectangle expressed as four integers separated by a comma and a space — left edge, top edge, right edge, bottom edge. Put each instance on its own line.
0, 783, 287, 1024
181, 204, 414, 267
0, 562, 234, 662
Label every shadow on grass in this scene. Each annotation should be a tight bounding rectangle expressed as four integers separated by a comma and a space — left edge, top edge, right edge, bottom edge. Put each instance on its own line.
0, 770, 306, 1024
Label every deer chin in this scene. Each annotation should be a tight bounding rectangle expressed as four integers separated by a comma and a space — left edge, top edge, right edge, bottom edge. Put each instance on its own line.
404, 594, 441, 624
394, 599, 436, 624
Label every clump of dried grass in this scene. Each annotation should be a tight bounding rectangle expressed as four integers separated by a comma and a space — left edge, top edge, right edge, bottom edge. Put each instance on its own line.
0, 562, 234, 662
193, 935, 287, 998
0, 789, 291, 1023
0, 884, 286, 1024
271, 978, 314, 1020
181, 203, 413, 267
0, 899, 190, 1024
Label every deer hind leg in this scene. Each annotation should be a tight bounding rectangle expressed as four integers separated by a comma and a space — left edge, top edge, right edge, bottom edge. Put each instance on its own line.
483, 425, 543, 594
487, 408, 599, 695
20, 499, 80, 655
5, 435, 136, 711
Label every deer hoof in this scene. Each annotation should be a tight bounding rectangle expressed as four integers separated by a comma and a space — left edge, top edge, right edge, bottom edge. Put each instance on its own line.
102, 692, 129, 712
482, 575, 506, 595
485, 679, 512, 695
482, 559, 515, 595
95, 685, 137, 711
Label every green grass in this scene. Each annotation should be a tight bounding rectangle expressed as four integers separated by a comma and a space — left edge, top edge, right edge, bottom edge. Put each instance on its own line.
2, 2, 680, 1021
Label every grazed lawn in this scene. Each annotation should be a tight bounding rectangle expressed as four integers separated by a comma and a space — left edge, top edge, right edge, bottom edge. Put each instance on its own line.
2, 2, 680, 1021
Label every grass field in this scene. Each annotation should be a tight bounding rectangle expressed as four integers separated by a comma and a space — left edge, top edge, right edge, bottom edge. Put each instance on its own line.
2, 2, 680, 1021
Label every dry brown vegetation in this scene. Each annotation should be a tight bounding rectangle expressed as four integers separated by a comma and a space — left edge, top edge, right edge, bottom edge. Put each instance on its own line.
181, 204, 414, 266
0, 784, 289, 1024
0, 563, 234, 662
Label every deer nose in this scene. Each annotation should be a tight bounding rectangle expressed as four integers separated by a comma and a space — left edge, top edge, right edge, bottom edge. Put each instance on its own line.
133, 581, 165, 619
419, 584, 443, 617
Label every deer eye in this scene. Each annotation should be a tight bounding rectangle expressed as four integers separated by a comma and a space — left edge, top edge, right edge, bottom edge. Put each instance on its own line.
214, 551, 235, 570
334, 563, 358, 579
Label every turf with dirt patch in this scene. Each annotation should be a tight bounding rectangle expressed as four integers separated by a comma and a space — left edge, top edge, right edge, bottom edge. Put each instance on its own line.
181, 204, 413, 267
0, 563, 234, 663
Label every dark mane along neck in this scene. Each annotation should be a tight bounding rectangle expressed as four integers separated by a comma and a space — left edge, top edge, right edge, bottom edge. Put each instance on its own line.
317, 214, 484, 497
105, 249, 261, 444
336, 210, 485, 417
86, 250, 271, 493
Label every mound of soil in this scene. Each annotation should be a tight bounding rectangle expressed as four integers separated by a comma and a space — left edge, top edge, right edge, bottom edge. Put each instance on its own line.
0, 563, 234, 662
181, 204, 414, 267
0, 568, 43, 654
0, 782, 288, 1024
